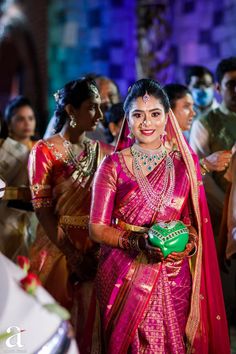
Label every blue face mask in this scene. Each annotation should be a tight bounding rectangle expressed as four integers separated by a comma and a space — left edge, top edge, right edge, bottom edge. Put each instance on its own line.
191, 87, 214, 108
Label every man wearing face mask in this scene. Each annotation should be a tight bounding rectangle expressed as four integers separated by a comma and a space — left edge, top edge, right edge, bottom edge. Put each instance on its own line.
189, 57, 236, 239
186, 65, 218, 118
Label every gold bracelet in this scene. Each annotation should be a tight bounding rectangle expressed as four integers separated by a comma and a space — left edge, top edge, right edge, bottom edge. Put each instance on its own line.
118, 231, 131, 249
118, 231, 141, 251
188, 232, 198, 242
200, 158, 210, 174
188, 242, 197, 257
200, 167, 206, 176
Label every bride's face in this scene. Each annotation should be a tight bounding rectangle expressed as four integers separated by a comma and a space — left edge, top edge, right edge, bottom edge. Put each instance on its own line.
128, 95, 167, 149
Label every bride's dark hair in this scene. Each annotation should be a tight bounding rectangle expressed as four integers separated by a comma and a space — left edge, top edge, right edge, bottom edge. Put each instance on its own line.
123, 79, 170, 116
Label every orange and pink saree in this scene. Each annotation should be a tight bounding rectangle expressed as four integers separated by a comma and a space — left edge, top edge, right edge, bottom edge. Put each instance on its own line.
28, 135, 113, 353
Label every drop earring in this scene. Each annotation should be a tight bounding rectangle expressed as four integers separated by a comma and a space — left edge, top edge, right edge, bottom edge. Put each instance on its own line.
128, 131, 134, 139
69, 114, 77, 128
160, 131, 167, 144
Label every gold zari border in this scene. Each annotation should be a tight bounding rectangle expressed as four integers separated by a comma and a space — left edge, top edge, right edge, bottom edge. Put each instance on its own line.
59, 215, 89, 228
3, 186, 31, 201
114, 218, 148, 233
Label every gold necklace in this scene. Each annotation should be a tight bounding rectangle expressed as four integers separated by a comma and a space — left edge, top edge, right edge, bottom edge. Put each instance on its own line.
131, 144, 175, 212
59, 133, 97, 182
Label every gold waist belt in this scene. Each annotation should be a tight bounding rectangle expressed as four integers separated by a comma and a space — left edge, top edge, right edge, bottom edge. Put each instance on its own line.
59, 215, 89, 229
114, 218, 148, 233
3, 186, 31, 201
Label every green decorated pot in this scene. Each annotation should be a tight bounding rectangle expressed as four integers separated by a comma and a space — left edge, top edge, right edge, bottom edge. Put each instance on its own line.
148, 221, 189, 258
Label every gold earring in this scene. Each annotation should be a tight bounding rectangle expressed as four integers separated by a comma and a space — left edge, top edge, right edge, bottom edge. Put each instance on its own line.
69, 114, 77, 128
128, 131, 134, 139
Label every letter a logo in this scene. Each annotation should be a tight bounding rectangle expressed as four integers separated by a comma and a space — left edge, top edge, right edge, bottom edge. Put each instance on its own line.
5, 326, 24, 349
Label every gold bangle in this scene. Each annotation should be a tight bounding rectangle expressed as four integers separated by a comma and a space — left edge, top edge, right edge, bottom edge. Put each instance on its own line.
188, 232, 198, 242
118, 231, 131, 249
200, 158, 210, 174
201, 167, 206, 176
118, 231, 141, 251
188, 242, 197, 257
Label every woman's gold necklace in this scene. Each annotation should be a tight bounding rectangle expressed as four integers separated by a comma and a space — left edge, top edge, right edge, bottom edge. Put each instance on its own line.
59, 133, 97, 182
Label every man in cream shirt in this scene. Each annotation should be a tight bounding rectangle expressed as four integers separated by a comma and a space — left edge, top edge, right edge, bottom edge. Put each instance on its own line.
190, 57, 236, 237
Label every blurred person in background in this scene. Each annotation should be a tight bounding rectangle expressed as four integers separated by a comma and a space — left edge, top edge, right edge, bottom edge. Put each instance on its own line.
87, 75, 120, 142
164, 83, 230, 182
184, 65, 217, 141
0, 95, 37, 260
186, 65, 218, 118
28, 77, 113, 353
163, 83, 195, 136
218, 149, 236, 331
94, 75, 120, 114
189, 57, 236, 238
0, 0, 46, 135
164, 80, 224, 221
105, 102, 124, 146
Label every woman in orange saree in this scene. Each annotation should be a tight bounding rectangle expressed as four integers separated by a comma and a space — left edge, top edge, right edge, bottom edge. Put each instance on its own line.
28, 78, 113, 353
89, 79, 230, 353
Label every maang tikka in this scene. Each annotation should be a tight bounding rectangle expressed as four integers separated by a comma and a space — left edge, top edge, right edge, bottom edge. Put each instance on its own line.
89, 84, 99, 97
142, 92, 150, 104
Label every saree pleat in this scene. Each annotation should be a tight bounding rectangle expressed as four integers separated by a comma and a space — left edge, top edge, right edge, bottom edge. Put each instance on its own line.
131, 260, 191, 353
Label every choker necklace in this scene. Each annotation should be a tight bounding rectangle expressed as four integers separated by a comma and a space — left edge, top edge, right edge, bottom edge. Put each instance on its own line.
131, 143, 175, 212
131, 143, 167, 173
59, 133, 97, 182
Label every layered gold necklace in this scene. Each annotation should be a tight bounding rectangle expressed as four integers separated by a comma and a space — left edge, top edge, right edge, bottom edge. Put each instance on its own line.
131, 143, 175, 212
59, 133, 97, 182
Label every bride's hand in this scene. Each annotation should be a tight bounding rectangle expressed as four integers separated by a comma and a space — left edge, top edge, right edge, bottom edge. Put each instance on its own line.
165, 240, 196, 262
138, 234, 164, 263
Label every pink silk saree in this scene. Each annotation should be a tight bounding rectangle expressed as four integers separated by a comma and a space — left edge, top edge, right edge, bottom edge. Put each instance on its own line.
90, 111, 230, 353
28, 136, 113, 353
91, 150, 192, 353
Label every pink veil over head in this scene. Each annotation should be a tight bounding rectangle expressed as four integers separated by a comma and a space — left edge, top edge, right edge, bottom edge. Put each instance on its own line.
115, 109, 230, 353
